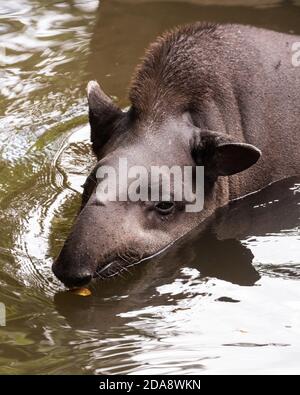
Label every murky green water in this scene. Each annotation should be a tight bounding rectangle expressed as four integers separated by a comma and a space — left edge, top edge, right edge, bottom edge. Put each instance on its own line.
0, 0, 299, 374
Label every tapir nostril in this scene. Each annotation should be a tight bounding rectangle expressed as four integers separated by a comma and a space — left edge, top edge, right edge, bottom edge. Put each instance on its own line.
52, 260, 93, 288
63, 274, 92, 289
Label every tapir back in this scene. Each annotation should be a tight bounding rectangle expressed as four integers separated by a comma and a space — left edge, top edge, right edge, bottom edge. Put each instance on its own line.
227, 26, 300, 197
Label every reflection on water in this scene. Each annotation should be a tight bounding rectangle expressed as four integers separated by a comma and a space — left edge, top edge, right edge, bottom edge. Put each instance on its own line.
0, 0, 299, 374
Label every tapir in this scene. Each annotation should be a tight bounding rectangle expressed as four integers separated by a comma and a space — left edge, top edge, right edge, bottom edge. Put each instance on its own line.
52, 22, 300, 288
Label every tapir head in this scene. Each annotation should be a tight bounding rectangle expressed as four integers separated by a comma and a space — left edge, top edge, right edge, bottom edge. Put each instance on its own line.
52, 81, 261, 288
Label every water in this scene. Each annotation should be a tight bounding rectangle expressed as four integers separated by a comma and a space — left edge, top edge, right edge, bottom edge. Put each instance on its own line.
0, 0, 299, 374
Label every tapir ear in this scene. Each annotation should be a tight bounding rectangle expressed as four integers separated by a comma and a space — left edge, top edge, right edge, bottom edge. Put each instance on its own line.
87, 81, 123, 156
193, 131, 261, 177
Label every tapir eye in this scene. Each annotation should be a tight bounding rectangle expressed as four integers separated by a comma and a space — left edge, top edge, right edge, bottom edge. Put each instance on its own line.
155, 201, 174, 215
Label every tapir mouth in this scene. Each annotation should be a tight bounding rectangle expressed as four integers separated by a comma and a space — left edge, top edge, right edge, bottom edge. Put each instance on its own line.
93, 256, 143, 280
93, 241, 179, 281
